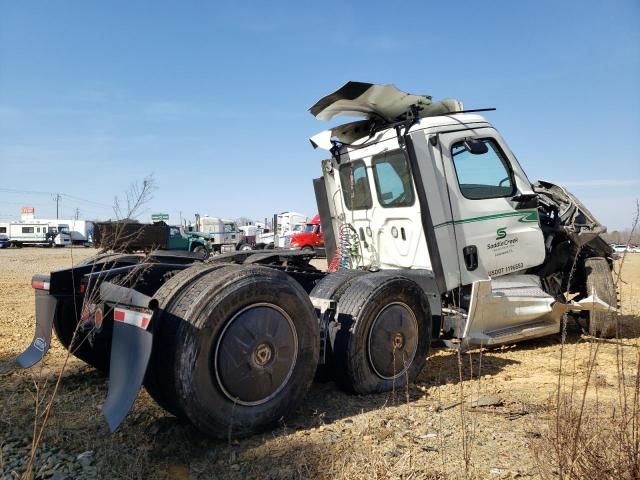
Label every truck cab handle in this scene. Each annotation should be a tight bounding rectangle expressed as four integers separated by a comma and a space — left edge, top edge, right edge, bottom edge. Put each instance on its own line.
463, 245, 478, 271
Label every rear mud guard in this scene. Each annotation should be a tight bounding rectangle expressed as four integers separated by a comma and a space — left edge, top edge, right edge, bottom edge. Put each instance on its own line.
102, 308, 153, 432
17, 289, 57, 368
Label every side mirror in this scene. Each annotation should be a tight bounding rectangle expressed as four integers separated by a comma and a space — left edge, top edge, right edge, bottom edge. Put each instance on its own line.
464, 138, 488, 155
511, 193, 538, 210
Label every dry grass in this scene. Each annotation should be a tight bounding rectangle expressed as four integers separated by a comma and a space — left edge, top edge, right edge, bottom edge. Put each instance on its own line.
533, 206, 640, 480
2, 220, 640, 479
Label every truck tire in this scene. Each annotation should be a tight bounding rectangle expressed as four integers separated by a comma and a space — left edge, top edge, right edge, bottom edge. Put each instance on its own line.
332, 273, 431, 395
143, 263, 237, 417
52, 253, 145, 372
238, 243, 253, 252
309, 270, 366, 301
309, 270, 367, 380
167, 265, 319, 438
584, 257, 617, 338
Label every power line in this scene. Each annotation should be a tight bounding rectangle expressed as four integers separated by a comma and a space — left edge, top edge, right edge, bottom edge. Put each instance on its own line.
0, 187, 113, 210
60, 193, 112, 209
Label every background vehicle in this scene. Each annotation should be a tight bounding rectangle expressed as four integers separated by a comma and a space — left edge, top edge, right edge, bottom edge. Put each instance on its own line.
5, 221, 71, 247
274, 211, 307, 248
0, 234, 10, 249
93, 221, 210, 255
289, 214, 324, 255
18, 82, 617, 440
193, 215, 249, 252
45, 219, 94, 245
611, 243, 639, 254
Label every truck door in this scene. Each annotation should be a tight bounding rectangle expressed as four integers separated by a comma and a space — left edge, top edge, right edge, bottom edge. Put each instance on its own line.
167, 227, 188, 250
336, 141, 428, 271
224, 223, 238, 245
436, 130, 545, 285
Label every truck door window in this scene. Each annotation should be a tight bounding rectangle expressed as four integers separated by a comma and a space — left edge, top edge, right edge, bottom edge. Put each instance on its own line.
451, 139, 515, 200
339, 160, 373, 210
372, 150, 415, 208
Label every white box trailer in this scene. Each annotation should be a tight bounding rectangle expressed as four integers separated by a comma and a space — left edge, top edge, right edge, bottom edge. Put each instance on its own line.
37, 219, 95, 245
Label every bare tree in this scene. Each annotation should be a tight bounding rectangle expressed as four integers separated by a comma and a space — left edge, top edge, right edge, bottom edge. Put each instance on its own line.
22, 175, 157, 480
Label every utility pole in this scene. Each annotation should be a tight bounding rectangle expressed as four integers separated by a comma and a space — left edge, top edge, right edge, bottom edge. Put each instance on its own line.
75, 208, 80, 220
54, 193, 61, 219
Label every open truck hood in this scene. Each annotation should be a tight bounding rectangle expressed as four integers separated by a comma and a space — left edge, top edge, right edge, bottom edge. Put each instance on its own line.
309, 81, 464, 149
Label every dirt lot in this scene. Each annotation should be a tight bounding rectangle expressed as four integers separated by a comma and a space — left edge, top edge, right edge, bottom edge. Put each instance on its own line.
1, 248, 639, 479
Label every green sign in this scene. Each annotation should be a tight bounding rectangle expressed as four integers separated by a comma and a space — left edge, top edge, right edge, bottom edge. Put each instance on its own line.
151, 213, 170, 221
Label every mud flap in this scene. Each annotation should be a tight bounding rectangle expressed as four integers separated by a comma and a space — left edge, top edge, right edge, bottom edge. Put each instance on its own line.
16, 290, 57, 368
102, 319, 153, 432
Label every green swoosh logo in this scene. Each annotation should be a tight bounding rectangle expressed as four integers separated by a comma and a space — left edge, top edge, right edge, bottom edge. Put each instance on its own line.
434, 209, 538, 228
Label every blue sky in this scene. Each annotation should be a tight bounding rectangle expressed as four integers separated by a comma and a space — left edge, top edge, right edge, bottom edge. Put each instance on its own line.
1, 0, 638, 229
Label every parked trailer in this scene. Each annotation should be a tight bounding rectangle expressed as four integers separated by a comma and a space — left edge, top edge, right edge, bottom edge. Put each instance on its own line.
5, 221, 71, 247
17, 82, 617, 439
37, 219, 95, 245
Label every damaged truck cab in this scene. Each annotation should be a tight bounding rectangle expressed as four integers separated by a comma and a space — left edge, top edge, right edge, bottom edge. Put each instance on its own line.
311, 82, 616, 348
17, 82, 617, 439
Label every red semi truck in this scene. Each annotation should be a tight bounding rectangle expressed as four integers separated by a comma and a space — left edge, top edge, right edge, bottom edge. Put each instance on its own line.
289, 214, 324, 255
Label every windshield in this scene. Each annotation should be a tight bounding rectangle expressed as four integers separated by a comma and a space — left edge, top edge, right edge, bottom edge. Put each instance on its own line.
304, 224, 317, 233
58, 224, 70, 233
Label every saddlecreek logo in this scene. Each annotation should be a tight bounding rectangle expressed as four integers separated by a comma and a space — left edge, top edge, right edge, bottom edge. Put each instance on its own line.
487, 235, 519, 250
496, 227, 507, 240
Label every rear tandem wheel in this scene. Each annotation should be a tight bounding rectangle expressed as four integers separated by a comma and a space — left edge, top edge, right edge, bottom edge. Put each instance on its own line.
146, 264, 319, 438
331, 273, 432, 395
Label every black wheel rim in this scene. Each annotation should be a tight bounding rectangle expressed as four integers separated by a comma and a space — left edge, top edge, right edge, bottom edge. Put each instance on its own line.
214, 303, 298, 405
367, 302, 419, 380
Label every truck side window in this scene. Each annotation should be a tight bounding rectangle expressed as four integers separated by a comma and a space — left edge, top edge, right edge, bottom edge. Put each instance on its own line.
22, 227, 34, 233
372, 150, 415, 208
451, 139, 515, 200
339, 160, 373, 210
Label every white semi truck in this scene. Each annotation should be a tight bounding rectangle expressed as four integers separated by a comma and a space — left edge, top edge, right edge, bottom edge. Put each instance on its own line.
18, 82, 617, 439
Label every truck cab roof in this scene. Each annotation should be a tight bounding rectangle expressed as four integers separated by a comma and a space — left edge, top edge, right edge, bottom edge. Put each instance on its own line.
310, 112, 490, 152
309, 81, 474, 150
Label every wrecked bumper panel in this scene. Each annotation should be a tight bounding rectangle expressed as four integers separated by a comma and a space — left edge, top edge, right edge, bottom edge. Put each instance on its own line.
458, 275, 617, 348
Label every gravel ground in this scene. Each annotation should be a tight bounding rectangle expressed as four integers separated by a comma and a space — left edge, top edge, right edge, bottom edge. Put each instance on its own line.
1, 248, 639, 479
